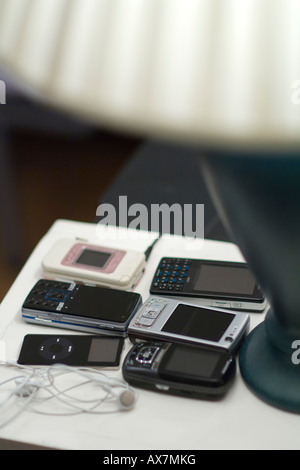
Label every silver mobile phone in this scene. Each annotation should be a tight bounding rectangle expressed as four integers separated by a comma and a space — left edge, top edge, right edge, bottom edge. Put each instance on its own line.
128, 296, 250, 353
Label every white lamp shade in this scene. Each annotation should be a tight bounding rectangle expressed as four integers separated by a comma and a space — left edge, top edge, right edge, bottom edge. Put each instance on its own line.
0, 0, 299, 151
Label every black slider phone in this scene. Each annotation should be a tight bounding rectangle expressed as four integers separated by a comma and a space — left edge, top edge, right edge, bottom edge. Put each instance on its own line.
22, 279, 142, 337
122, 341, 236, 399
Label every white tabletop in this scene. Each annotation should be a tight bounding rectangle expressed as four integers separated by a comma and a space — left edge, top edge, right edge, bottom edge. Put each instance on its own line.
0, 219, 298, 451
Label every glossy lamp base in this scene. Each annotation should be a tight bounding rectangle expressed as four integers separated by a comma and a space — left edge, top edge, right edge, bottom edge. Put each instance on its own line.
239, 317, 300, 413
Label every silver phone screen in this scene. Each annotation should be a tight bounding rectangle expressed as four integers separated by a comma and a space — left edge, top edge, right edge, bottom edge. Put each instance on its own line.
162, 304, 234, 342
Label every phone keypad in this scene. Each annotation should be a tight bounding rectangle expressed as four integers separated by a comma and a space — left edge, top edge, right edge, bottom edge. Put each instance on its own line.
137, 346, 159, 364
23, 280, 73, 312
126, 342, 168, 369
133, 298, 168, 328
150, 258, 191, 292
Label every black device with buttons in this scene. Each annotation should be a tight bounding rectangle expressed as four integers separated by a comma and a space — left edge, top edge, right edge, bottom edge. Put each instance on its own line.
128, 296, 250, 353
18, 334, 124, 368
21, 279, 142, 337
122, 341, 236, 399
150, 257, 266, 312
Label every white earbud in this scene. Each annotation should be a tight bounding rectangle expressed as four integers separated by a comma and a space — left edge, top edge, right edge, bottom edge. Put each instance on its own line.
101, 382, 137, 410
15, 377, 41, 397
115, 389, 137, 410
59, 367, 138, 411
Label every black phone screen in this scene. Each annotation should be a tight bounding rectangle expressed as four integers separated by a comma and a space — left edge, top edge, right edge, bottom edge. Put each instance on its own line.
192, 263, 256, 295
161, 344, 222, 379
64, 285, 141, 323
75, 249, 111, 269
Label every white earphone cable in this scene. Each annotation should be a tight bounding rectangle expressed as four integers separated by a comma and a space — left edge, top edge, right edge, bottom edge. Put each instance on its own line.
0, 361, 137, 428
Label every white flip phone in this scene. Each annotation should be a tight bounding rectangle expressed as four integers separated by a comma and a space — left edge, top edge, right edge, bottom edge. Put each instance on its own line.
42, 238, 146, 290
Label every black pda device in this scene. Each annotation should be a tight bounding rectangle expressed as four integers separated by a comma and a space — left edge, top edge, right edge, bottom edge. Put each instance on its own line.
150, 257, 266, 312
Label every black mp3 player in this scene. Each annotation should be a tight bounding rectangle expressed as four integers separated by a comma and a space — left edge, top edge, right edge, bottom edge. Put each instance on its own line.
17, 334, 124, 367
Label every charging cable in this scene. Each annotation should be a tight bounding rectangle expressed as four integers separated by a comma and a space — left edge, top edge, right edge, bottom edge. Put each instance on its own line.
144, 235, 161, 261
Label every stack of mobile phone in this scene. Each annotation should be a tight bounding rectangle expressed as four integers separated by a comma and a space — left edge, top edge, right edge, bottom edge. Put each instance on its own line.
122, 292, 250, 400
121, 257, 261, 400
18, 252, 262, 400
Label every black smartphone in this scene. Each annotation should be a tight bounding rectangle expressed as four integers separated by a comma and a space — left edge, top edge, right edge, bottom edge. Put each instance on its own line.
22, 279, 142, 336
150, 257, 266, 312
122, 341, 236, 399
18, 334, 124, 368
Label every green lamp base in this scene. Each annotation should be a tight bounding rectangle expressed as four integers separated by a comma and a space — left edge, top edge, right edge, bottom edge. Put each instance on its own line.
239, 318, 300, 414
